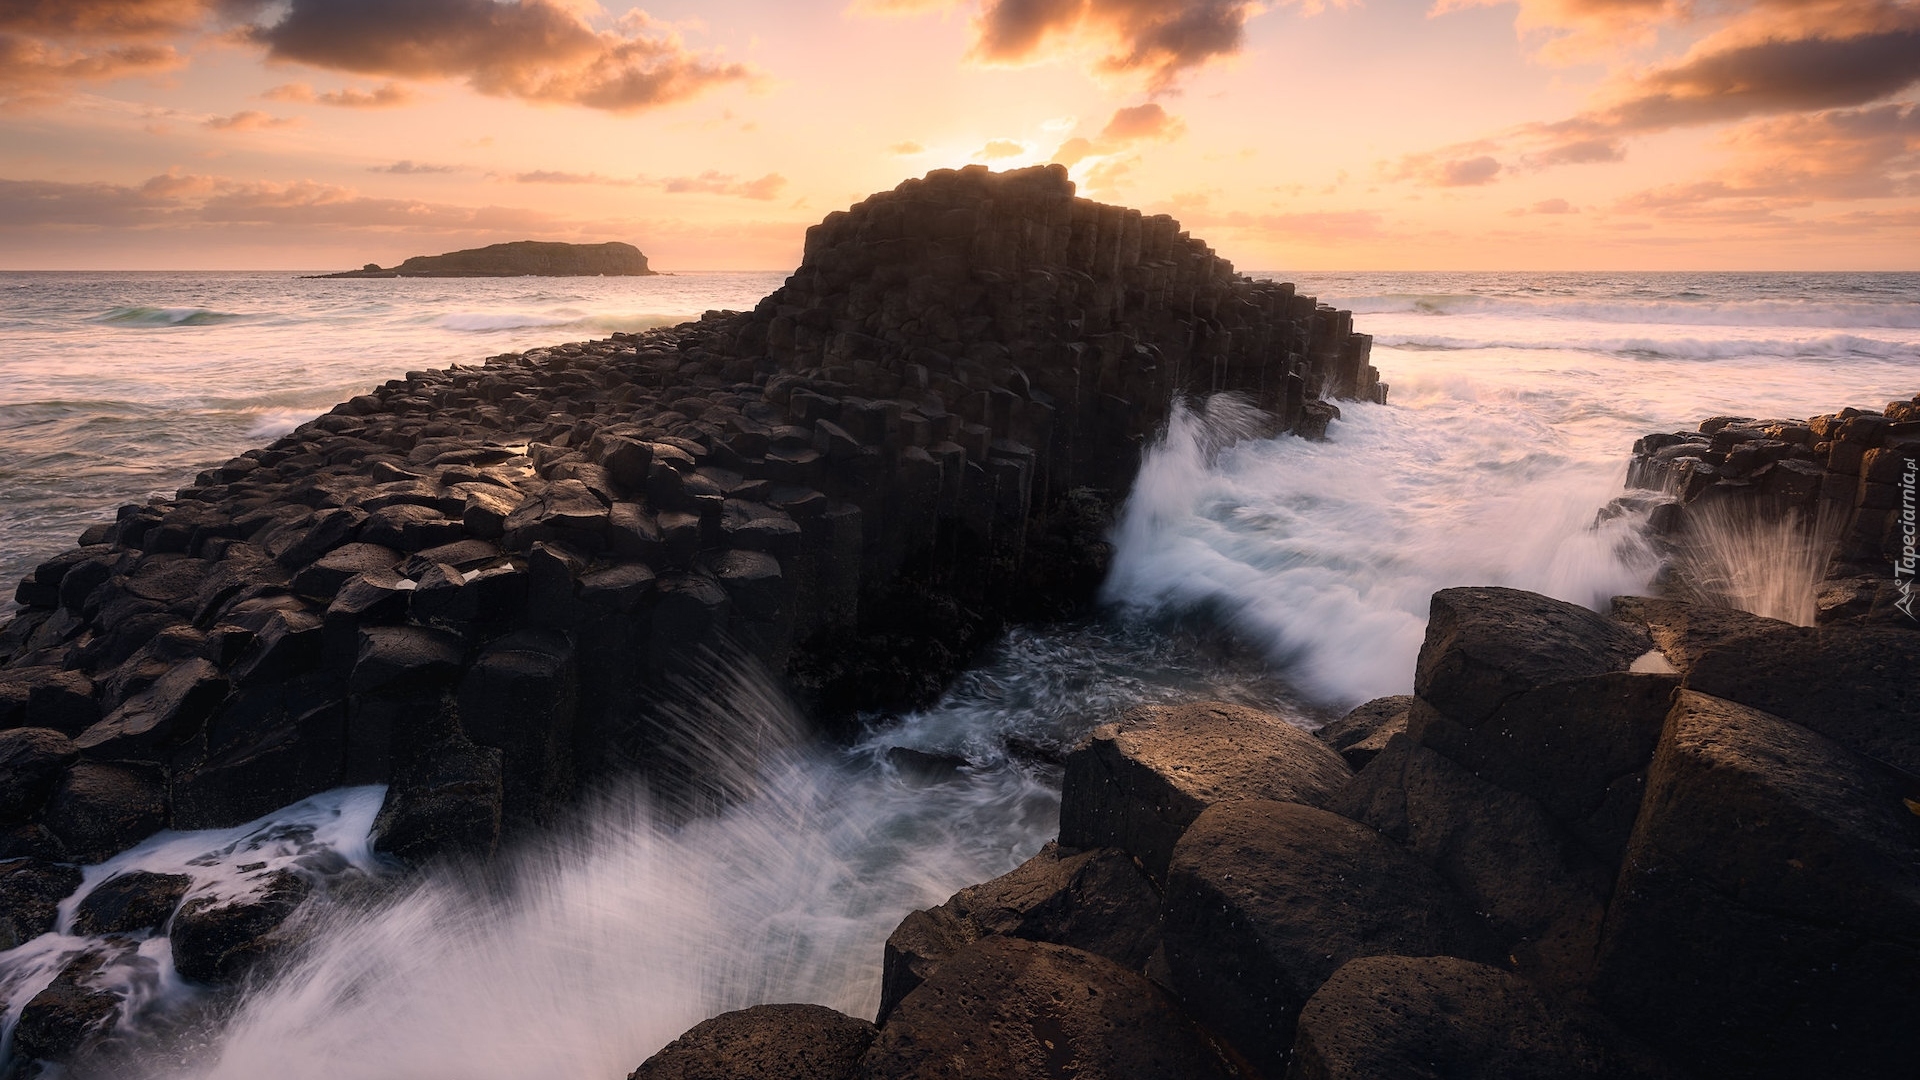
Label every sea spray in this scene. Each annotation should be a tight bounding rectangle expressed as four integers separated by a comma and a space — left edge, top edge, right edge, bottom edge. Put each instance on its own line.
1671, 501, 1846, 626
1103, 390, 1664, 705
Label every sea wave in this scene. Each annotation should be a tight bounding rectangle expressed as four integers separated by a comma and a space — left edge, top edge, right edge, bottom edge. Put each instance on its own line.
1333, 293, 1920, 329
94, 305, 249, 327
1373, 331, 1916, 361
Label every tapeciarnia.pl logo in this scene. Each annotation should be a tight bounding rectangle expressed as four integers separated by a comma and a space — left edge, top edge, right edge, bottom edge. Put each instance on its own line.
1898, 457, 1917, 621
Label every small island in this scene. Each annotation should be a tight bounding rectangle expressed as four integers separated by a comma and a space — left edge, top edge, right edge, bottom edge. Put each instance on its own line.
313, 240, 656, 278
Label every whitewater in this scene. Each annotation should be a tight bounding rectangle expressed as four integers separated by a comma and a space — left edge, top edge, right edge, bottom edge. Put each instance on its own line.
0, 269, 1914, 1076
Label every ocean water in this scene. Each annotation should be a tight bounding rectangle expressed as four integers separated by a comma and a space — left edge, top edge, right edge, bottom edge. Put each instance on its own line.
0, 269, 1915, 1077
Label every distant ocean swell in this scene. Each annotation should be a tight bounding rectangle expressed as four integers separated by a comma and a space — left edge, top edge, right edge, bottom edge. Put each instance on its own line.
1336, 293, 1920, 329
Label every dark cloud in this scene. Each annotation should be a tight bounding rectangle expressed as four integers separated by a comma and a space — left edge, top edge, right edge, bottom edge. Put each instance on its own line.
1604, 28, 1920, 132
250, 0, 756, 113
971, 0, 1263, 90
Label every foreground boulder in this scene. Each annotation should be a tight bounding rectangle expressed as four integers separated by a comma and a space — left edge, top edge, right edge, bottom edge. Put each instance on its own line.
878, 841, 1159, 1022
1677, 621, 1920, 774
1332, 735, 1613, 990
1161, 799, 1496, 1076
1595, 691, 1920, 1080
629, 1003, 875, 1080
1059, 701, 1351, 879
858, 937, 1233, 1080
1416, 587, 1650, 725
1291, 955, 1677, 1080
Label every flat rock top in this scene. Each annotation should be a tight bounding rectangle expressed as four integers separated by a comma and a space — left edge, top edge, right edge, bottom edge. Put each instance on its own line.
630, 1003, 876, 1080
1090, 701, 1353, 808
1418, 587, 1651, 725
860, 936, 1232, 1080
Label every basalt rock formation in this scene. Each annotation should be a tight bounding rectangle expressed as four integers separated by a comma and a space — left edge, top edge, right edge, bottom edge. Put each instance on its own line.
316, 240, 656, 278
641, 579, 1914, 1080
0, 164, 1378, 948
1623, 395, 1920, 624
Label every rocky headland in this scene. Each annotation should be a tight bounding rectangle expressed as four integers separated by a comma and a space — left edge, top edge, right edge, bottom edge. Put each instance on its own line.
3, 162, 1914, 1079
314, 240, 657, 278
0, 164, 1388, 1073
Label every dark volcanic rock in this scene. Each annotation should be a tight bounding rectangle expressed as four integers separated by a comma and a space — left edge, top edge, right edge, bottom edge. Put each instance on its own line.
630, 1004, 875, 1080
170, 869, 313, 983
1595, 691, 1920, 1080
39, 761, 168, 863
0, 857, 83, 949
1315, 694, 1412, 769
72, 870, 193, 935
1417, 587, 1651, 726
12, 944, 131, 1063
1411, 671, 1679, 865
858, 937, 1234, 1080
878, 841, 1161, 1023
1331, 734, 1613, 991
1161, 799, 1497, 1076
1291, 955, 1680, 1080
371, 736, 505, 864
1678, 620, 1920, 774
1059, 701, 1352, 880
0, 727, 79, 821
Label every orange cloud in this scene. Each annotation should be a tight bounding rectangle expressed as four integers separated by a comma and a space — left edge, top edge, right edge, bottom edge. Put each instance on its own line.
264, 80, 415, 107
250, 1, 757, 113
371, 160, 462, 174
203, 108, 298, 130
1389, 150, 1504, 187
889, 140, 925, 154
0, 33, 182, 106
976, 139, 1026, 159
660, 171, 788, 199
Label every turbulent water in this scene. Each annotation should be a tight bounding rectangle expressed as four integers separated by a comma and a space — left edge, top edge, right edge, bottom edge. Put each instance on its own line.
0, 269, 1915, 1076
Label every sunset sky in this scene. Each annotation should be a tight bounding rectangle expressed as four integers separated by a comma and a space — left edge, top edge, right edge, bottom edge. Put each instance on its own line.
2, 0, 1915, 271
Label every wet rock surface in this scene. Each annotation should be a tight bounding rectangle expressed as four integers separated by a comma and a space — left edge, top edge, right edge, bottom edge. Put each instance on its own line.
168, 869, 313, 984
